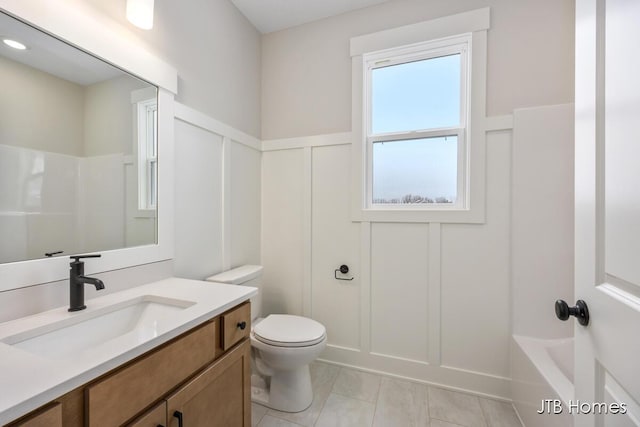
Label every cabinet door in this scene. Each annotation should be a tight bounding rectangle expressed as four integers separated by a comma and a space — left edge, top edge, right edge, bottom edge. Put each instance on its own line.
127, 402, 166, 427
166, 339, 251, 427
8, 403, 62, 427
86, 321, 216, 426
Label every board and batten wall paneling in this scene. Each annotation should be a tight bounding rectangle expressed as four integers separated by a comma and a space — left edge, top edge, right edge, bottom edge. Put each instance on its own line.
173, 103, 262, 283
311, 144, 361, 351
261, 129, 514, 398
261, 149, 306, 316
511, 104, 574, 339
440, 130, 511, 379
174, 119, 223, 280
370, 223, 430, 363
229, 141, 262, 268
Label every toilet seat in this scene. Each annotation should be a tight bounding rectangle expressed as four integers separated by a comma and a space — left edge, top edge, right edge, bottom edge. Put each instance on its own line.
253, 314, 326, 348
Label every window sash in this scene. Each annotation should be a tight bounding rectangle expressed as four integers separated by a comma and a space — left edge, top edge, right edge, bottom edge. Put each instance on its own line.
365, 37, 470, 137
363, 35, 470, 211
366, 129, 467, 210
137, 99, 158, 211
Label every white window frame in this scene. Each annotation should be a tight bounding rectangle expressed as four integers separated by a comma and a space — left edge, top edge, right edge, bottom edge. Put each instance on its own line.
364, 36, 470, 211
137, 98, 158, 211
131, 87, 159, 218
350, 8, 490, 223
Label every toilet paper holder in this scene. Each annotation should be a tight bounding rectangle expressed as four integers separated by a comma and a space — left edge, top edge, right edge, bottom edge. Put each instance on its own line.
334, 265, 354, 281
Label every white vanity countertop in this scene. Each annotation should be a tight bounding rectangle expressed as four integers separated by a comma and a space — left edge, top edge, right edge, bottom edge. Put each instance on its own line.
0, 277, 257, 424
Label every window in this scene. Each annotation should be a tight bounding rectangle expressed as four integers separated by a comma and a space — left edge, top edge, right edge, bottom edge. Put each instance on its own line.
136, 97, 158, 211
350, 8, 489, 223
365, 35, 469, 209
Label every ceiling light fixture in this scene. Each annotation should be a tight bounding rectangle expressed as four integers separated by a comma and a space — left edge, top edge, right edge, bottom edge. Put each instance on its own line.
126, 0, 155, 30
2, 38, 27, 50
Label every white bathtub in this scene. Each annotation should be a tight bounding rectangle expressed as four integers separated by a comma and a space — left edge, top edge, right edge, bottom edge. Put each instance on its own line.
511, 335, 574, 427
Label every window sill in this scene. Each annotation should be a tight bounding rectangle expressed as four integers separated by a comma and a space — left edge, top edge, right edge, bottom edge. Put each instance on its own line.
352, 207, 485, 224
135, 209, 157, 219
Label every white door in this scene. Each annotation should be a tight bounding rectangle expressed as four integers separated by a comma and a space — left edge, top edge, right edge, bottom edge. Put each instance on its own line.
574, 0, 640, 426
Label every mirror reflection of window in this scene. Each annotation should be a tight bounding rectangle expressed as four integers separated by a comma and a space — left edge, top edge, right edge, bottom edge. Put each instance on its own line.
0, 11, 159, 264
134, 93, 158, 211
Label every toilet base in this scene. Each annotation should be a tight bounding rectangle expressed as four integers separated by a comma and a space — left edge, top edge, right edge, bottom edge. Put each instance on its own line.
250, 366, 313, 413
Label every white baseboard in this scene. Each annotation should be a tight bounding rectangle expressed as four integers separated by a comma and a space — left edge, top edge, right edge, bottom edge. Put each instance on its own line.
319, 344, 511, 401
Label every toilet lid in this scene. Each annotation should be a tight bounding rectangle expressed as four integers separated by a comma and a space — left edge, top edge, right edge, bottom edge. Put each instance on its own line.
253, 314, 326, 348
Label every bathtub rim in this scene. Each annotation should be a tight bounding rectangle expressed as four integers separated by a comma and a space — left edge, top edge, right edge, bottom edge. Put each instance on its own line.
513, 334, 574, 406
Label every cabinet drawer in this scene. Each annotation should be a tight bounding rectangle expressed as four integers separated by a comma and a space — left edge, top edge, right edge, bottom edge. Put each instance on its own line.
86, 321, 216, 427
126, 401, 166, 427
220, 302, 250, 352
7, 403, 62, 427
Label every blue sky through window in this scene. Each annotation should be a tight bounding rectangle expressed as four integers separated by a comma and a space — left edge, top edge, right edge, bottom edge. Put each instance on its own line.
371, 53, 461, 203
372, 136, 457, 203
371, 54, 461, 134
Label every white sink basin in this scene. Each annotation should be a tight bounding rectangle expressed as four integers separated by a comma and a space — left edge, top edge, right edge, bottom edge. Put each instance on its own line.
1, 295, 195, 359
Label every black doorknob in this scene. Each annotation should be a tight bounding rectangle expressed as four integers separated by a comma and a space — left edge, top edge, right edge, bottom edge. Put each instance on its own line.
555, 299, 590, 326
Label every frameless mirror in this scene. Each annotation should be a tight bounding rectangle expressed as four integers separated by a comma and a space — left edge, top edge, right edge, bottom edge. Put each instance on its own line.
0, 11, 158, 264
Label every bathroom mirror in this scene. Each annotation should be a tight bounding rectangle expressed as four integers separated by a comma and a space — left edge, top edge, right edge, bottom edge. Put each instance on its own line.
0, 11, 159, 264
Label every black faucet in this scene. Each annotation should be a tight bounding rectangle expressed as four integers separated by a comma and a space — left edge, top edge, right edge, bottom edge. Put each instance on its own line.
69, 254, 105, 312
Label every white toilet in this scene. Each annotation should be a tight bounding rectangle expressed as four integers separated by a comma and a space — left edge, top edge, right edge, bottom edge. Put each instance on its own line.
206, 265, 327, 412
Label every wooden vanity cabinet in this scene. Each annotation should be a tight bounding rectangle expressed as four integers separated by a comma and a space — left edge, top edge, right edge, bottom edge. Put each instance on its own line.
126, 402, 166, 427
7, 391, 84, 427
4, 302, 251, 427
125, 339, 251, 427
7, 403, 62, 427
86, 321, 217, 426
166, 340, 251, 427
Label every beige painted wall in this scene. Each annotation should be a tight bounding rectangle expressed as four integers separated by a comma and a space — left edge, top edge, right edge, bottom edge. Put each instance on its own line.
83, 75, 149, 156
83, 0, 262, 138
0, 56, 84, 156
0, 55, 150, 157
261, 0, 574, 139
84, 76, 157, 249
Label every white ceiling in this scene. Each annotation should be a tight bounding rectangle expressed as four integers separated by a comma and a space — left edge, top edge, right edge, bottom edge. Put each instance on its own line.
231, 0, 392, 34
0, 12, 124, 86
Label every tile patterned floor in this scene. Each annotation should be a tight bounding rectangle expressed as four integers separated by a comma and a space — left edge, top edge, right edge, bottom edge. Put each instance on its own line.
252, 362, 522, 427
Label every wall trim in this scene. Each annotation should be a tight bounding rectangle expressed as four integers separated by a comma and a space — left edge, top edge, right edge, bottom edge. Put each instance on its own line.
261, 132, 352, 151
327, 343, 361, 353
221, 137, 232, 271
485, 114, 514, 131
360, 221, 372, 353
302, 147, 313, 317
427, 223, 442, 365
350, 7, 490, 57
319, 345, 511, 400
261, 115, 513, 152
174, 102, 261, 151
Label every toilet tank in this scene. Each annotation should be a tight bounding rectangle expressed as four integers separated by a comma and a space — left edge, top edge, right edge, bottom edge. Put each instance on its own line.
206, 265, 263, 320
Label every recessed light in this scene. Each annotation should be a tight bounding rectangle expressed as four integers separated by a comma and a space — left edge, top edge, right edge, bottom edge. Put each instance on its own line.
126, 0, 154, 30
3, 38, 27, 50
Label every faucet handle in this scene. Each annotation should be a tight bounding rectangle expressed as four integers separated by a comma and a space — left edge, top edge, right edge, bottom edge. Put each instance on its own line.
70, 254, 101, 263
